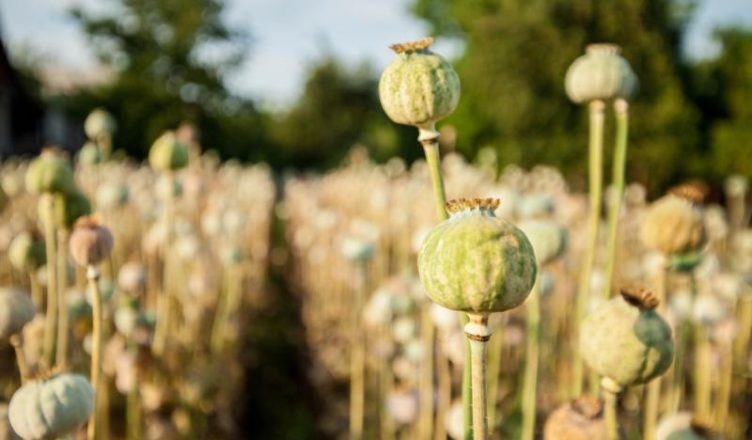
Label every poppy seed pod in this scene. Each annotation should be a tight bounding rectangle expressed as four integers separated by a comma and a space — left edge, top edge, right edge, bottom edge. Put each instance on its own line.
379, 37, 460, 136
0, 287, 36, 339
9, 373, 94, 440
418, 198, 537, 313
656, 413, 717, 440
1, 404, 20, 440
8, 232, 46, 272
565, 43, 638, 104
543, 396, 608, 440
24, 149, 75, 195
84, 108, 116, 140
518, 219, 568, 265
580, 287, 674, 389
69, 216, 114, 267
77, 141, 104, 166
149, 131, 189, 172
640, 193, 706, 257
51, 190, 92, 229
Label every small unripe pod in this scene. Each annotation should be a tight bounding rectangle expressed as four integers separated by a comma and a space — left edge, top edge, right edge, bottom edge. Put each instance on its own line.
24, 149, 75, 195
379, 37, 460, 132
418, 198, 537, 313
9, 373, 94, 439
0, 287, 36, 339
84, 108, 116, 140
50, 190, 92, 229
8, 232, 46, 272
77, 141, 104, 165
640, 193, 706, 256
543, 396, 608, 440
518, 219, 568, 265
69, 216, 114, 267
565, 43, 638, 104
580, 287, 674, 389
149, 131, 189, 171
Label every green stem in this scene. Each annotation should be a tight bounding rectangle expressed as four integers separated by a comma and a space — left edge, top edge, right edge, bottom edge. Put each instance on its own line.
465, 314, 491, 440
56, 228, 70, 369
87, 266, 102, 440
153, 173, 175, 356
486, 323, 503, 434
693, 324, 712, 419
10, 334, 28, 383
349, 262, 367, 440
603, 385, 620, 440
603, 100, 629, 299
42, 194, 58, 369
643, 258, 669, 440
418, 126, 473, 439
573, 99, 605, 397
668, 319, 689, 413
434, 331, 451, 440
521, 279, 540, 440
419, 306, 435, 439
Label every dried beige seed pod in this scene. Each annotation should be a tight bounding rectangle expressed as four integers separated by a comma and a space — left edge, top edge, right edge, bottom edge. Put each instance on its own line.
543, 395, 608, 440
69, 216, 114, 267
640, 193, 706, 256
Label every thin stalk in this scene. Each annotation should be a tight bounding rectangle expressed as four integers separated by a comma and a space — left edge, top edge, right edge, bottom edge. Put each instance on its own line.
29, 273, 43, 310
419, 126, 473, 439
9, 334, 29, 383
603, 99, 629, 299
573, 99, 605, 397
153, 173, 175, 356
126, 342, 141, 440
643, 257, 669, 440
693, 324, 712, 419
434, 330, 451, 440
668, 319, 689, 413
734, 296, 752, 368
349, 262, 367, 440
522, 280, 541, 440
465, 314, 492, 440
418, 306, 435, 439
42, 194, 58, 368
56, 228, 70, 369
602, 383, 620, 440
486, 323, 503, 433
714, 342, 733, 431
87, 265, 102, 440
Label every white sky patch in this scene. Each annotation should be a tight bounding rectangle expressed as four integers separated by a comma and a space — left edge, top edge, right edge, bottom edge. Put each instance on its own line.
1, 0, 751, 110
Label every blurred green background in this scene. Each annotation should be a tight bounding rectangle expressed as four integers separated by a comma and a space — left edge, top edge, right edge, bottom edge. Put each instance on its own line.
5, 0, 752, 193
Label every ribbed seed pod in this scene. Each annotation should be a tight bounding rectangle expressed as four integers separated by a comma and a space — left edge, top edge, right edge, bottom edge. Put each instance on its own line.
379, 37, 460, 132
69, 216, 114, 267
418, 198, 537, 313
640, 193, 706, 257
24, 149, 75, 195
0, 287, 36, 339
84, 108, 116, 140
8, 232, 46, 272
580, 287, 674, 388
8, 373, 94, 440
565, 43, 638, 104
148, 131, 189, 172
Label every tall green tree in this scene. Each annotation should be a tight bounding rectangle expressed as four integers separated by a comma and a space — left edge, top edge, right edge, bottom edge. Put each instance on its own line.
412, 0, 700, 192
67, 0, 266, 159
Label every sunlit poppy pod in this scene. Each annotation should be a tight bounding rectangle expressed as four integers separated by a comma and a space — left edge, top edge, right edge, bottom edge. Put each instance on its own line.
640, 193, 706, 257
148, 131, 189, 171
379, 37, 460, 133
69, 216, 114, 267
579, 287, 674, 389
418, 198, 537, 313
0, 287, 35, 339
565, 43, 638, 104
84, 108, 116, 140
24, 149, 75, 195
543, 396, 608, 440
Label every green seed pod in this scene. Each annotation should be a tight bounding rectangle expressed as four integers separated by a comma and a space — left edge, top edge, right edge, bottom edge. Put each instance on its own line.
84, 108, 116, 140
565, 44, 638, 104
8, 232, 46, 272
418, 198, 537, 313
518, 219, 568, 265
8, 373, 94, 440
0, 287, 36, 339
640, 192, 706, 257
379, 37, 460, 133
543, 396, 608, 440
580, 287, 674, 389
77, 141, 104, 166
52, 190, 92, 229
149, 131, 189, 171
24, 149, 75, 195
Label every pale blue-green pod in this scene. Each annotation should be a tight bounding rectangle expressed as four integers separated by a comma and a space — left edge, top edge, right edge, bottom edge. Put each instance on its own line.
8, 373, 94, 440
418, 198, 537, 313
580, 288, 674, 389
565, 44, 638, 104
656, 412, 713, 440
379, 37, 460, 133
1, 404, 21, 440
8, 232, 46, 272
518, 219, 567, 265
0, 287, 35, 339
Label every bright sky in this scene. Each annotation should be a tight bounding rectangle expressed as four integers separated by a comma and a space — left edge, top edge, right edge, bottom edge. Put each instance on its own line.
1, 0, 751, 110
